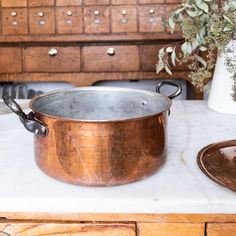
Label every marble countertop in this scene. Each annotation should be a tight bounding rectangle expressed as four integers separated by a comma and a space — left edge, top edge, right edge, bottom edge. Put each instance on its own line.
0, 100, 236, 214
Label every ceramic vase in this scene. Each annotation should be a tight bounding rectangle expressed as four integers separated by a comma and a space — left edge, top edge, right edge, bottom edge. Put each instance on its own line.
208, 40, 236, 114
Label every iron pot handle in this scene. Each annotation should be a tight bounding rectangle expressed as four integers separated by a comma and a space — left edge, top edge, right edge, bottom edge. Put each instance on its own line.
156, 81, 182, 100
3, 96, 48, 137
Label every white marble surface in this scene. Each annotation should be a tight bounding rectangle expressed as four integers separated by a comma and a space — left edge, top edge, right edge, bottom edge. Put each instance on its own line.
0, 100, 236, 214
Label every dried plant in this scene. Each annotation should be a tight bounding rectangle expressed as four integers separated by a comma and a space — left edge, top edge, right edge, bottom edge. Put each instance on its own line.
156, 0, 236, 99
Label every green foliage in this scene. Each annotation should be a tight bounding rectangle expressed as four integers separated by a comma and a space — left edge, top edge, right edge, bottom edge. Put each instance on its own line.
157, 0, 236, 97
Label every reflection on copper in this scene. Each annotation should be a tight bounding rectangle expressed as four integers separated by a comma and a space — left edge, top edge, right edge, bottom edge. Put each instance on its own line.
197, 140, 236, 192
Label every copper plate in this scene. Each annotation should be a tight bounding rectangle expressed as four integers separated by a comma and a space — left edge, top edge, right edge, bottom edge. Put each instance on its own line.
197, 140, 236, 192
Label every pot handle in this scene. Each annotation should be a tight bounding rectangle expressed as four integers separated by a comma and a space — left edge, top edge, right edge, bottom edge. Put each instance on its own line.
156, 81, 182, 100
3, 96, 48, 137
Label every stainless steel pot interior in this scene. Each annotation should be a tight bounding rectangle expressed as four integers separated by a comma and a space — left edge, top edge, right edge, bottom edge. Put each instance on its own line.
30, 87, 171, 121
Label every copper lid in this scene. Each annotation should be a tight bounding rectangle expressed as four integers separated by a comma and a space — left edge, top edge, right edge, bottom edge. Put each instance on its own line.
197, 140, 236, 192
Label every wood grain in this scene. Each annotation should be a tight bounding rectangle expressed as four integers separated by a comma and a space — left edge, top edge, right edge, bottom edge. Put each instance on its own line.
138, 223, 205, 236
23, 46, 81, 73
0, 223, 136, 236
207, 223, 236, 236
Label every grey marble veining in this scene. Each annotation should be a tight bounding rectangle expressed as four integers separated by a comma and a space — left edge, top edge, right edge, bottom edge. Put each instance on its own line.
0, 100, 235, 214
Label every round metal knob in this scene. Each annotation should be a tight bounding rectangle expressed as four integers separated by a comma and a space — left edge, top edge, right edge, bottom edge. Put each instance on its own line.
149, 8, 155, 14
106, 48, 116, 56
67, 11, 73, 16
94, 10, 100, 16
38, 12, 44, 17
48, 48, 58, 56
11, 11, 17, 17
121, 10, 127, 15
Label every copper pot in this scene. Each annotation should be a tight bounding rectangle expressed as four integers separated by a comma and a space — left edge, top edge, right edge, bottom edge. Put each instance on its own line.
4, 81, 182, 186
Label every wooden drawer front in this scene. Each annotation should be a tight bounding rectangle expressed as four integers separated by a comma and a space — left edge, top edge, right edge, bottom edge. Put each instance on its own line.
112, 0, 137, 4
139, 5, 165, 32
139, 0, 164, 3
29, 7, 55, 34
0, 223, 136, 236
56, 7, 82, 34
1, 0, 27, 7
84, 6, 110, 33
141, 45, 188, 71
112, 6, 137, 33
208, 223, 236, 236
84, 0, 110, 5
2, 8, 28, 35
0, 47, 22, 73
28, 0, 55, 7
83, 45, 140, 72
138, 223, 204, 236
166, 0, 181, 3
23, 46, 81, 72
56, 0, 82, 6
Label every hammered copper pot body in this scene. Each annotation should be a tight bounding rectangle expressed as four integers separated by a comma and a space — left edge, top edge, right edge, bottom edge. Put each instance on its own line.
34, 112, 167, 186
4, 85, 180, 186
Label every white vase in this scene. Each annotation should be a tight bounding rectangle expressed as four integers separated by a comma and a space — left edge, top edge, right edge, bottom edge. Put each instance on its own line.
208, 40, 236, 114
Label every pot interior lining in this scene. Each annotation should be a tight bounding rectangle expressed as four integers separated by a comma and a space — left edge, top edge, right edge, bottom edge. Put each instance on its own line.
31, 88, 170, 121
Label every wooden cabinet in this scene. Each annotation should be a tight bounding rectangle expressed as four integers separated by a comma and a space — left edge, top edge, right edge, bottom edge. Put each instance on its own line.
29, 7, 55, 34
207, 223, 236, 236
83, 45, 140, 72
56, 7, 83, 34
139, 5, 165, 32
0, 223, 136, 236
84, 6, 110, 33
0, 0, 203, 99
23, 46, 81, 72
28, 0, 55, 7
111, 5, 137, 33
138, 223, 204, 236
0, 47, 22, 73
2, 8, 28, 35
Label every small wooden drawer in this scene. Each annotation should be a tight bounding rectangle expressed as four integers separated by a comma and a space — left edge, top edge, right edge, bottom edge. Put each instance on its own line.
23, 46, 81, 72
2, 8, 28, 35
29, 7, 55, 34
0, 222, 136, 236
141, 45, 189, 71
1, 0, 27, 7
84, 0, 110, 5
207, 223, 236, 236
56, 7, 82, 34
28, 0, 55, 7
112, 0, 137, 4
0, 47, 22, 73
139, 0, 164, 3
138, 223, 205, 236
139, 5, 165, 32
56, 0, 82, 6
111, 5, 137, 33
84, 6, 110, 33
83, 45, 140, 72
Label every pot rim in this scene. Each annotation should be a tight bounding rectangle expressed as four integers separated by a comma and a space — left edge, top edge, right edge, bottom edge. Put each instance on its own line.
29, 86, 172, 123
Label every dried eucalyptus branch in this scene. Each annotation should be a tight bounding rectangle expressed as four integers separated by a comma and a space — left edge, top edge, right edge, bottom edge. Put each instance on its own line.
156, 0, 236, 97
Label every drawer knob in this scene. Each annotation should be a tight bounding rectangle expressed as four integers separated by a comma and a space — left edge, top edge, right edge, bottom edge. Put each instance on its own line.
149, 9, 155, 14
38, 12, 44, 17
121, 10, 127, 15
106, 48, 116, 56
48, 48, 58, 56
94, 10, 100, 16
67, 11, 73, 16
11, 11, 17, 17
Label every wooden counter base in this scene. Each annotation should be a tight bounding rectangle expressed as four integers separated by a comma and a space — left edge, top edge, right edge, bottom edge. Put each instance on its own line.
0, 213, 235, 235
